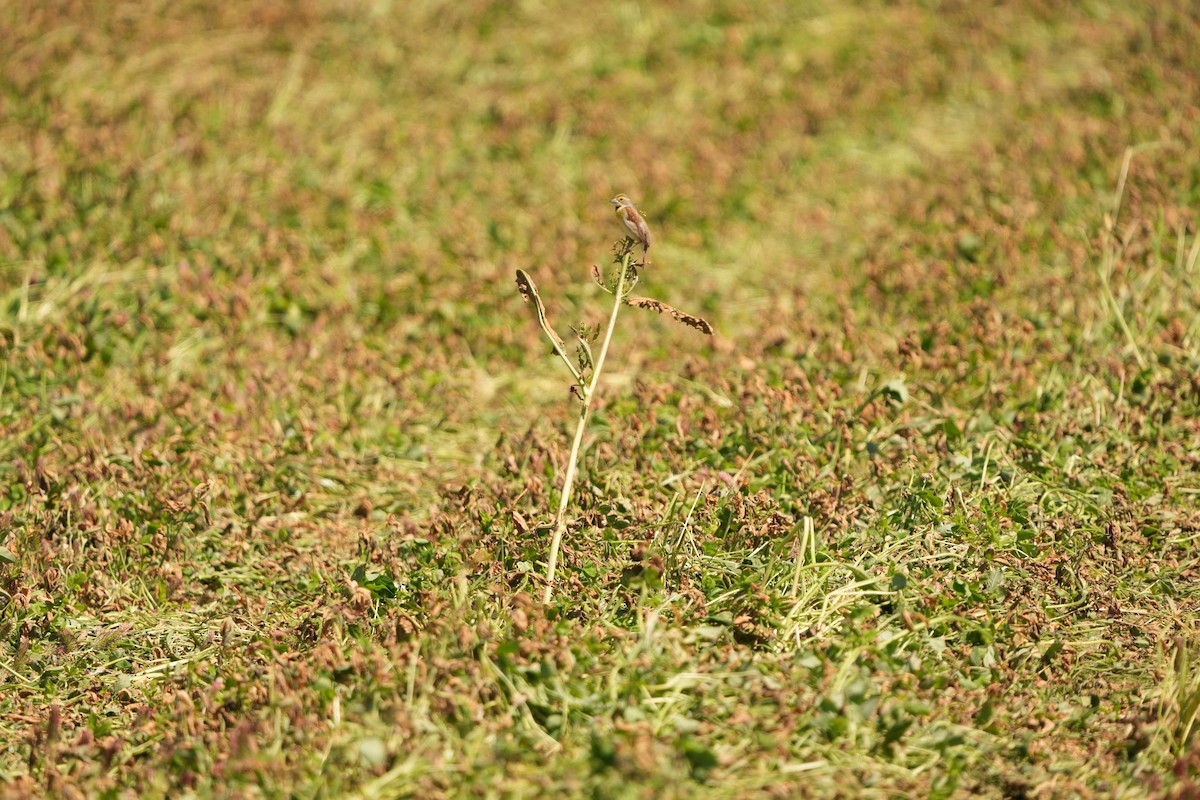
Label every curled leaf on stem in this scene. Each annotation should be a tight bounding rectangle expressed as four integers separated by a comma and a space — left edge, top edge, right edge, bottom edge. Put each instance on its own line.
515, 269, 581, 383
625, 296, 715, 336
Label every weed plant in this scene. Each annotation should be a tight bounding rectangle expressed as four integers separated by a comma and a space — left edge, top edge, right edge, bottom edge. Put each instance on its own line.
517, 235, 711, 602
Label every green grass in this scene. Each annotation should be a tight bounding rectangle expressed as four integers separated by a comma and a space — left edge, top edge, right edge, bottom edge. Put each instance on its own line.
3, 0, 1200, 797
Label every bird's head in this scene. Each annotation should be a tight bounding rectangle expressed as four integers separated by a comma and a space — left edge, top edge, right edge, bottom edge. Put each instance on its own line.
611, 194, 632, 209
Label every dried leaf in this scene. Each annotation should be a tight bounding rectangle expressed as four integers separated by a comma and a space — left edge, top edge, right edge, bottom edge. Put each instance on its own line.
626, 296, 715, 335
515, 269, 568, 351
515, 269, 540, 310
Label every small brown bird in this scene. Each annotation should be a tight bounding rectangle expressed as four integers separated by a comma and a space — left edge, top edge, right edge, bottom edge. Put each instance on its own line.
611, 194, 651, 265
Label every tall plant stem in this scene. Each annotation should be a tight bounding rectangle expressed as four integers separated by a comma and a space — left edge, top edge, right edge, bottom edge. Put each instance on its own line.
543, 257, 632, 604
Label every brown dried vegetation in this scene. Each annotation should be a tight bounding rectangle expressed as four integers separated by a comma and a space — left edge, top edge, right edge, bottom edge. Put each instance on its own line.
2, 0, 1200, 797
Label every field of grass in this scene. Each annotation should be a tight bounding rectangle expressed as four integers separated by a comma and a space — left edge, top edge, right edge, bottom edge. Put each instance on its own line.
3, 0, 1200, 797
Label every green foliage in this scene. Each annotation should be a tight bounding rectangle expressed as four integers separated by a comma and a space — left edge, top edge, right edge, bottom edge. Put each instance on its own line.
2, 0, 1200, 797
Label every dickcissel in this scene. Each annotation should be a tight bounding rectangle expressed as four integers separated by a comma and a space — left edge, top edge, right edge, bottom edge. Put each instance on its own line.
611, 194, 651, 265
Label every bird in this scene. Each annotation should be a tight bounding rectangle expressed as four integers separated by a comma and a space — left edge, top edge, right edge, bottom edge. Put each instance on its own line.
611, 194, 651, 265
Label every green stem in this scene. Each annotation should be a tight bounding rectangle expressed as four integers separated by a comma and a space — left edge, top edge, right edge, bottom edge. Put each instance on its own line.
543, 256, 632, 604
